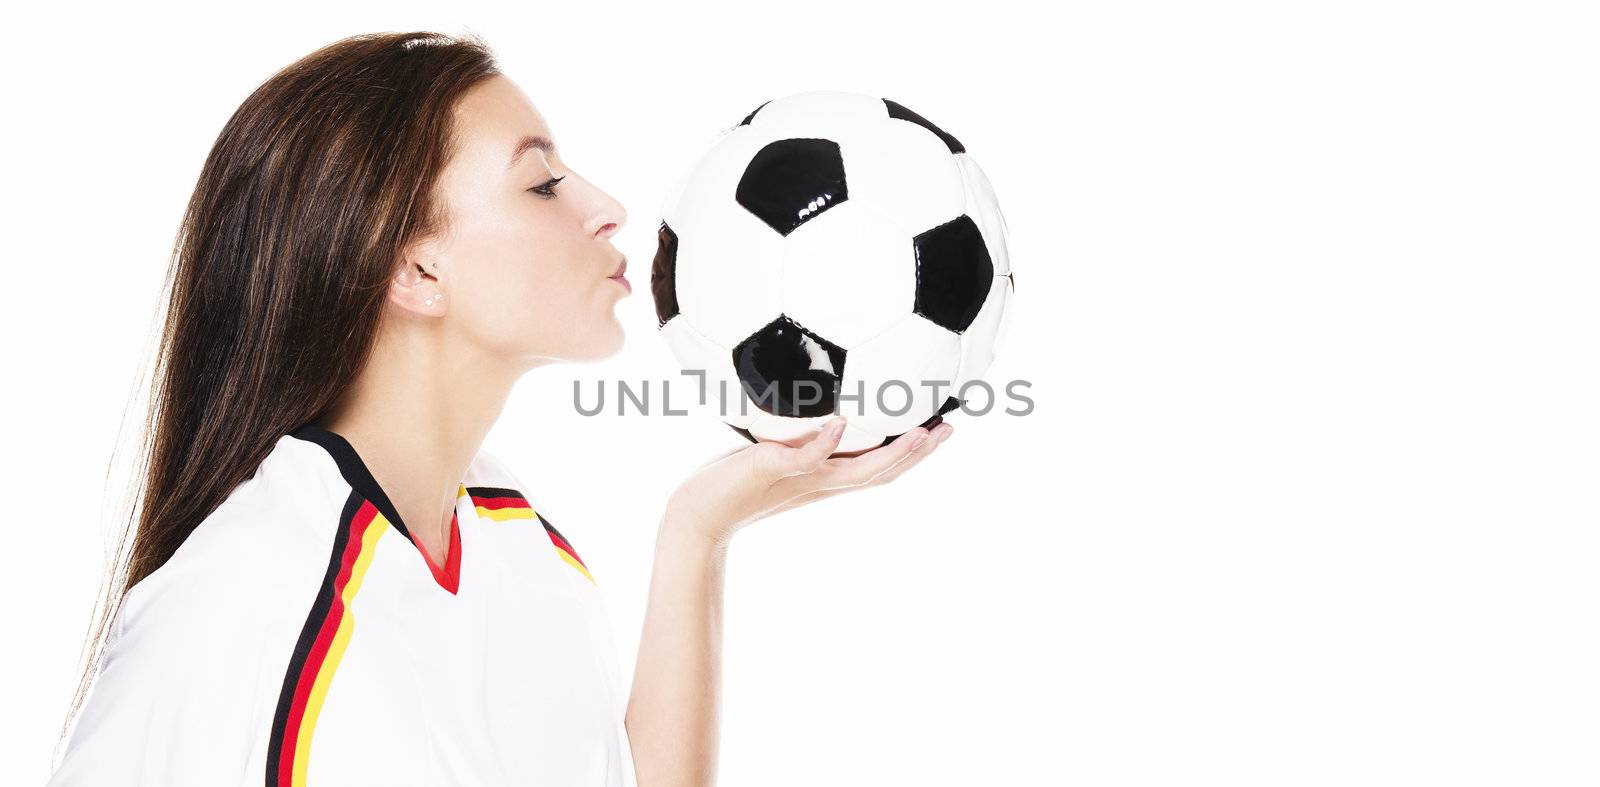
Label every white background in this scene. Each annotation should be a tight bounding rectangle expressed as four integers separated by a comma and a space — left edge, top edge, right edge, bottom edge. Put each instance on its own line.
4, 1, 1597, 784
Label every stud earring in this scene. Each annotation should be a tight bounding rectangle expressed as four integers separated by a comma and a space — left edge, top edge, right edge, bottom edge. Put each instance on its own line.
425, 293, 444, 307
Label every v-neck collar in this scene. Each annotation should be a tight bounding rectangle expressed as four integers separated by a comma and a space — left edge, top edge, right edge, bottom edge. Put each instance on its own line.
289, 423, 466, 594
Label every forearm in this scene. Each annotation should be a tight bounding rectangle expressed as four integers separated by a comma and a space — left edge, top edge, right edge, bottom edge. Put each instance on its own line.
625, 513, 730, 787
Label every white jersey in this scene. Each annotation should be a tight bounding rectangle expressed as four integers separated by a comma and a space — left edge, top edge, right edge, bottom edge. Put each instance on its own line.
49, 424, 637, 787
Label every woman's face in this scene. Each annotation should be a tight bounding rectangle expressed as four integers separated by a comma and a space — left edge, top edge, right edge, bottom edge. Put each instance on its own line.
402, 74, 630, 365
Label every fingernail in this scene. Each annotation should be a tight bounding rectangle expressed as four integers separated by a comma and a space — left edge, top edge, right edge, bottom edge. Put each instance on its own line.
934, 424, 954, 441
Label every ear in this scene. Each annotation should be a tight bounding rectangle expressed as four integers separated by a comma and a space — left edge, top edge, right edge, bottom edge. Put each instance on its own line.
388, 250, 448, 317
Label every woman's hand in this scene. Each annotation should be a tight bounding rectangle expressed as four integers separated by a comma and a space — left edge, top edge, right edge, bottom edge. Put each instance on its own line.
663, 415, 954, 545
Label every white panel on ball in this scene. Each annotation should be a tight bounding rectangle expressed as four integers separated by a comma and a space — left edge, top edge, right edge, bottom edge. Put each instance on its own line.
659, 316, 760, 429
779, 200, 916, 349
739, 90, 889, 141
839, 313, 962, 437
748, 411, 834, 443
952, 276, 1011, 393
661, 126, 769, 228
843, 119, 966, 236
671, 205, 785, 348
953, 153, 1011, 276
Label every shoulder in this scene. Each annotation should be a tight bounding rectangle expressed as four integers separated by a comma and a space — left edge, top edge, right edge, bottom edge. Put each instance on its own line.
128, 433, 353, 624
50, 436, 354, 784
99, 431, 350, 660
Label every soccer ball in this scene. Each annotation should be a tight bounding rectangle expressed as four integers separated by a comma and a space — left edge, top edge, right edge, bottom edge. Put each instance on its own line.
651, 90, 1013, 454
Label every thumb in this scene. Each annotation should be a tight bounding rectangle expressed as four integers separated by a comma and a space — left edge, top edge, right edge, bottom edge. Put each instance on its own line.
771, 417, 848, 479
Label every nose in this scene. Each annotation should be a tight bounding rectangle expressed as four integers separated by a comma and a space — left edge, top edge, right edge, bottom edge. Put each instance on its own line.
587, 187, 628, 240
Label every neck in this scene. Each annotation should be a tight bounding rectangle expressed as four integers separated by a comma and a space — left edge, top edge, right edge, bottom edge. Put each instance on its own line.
319, 316, 528, 559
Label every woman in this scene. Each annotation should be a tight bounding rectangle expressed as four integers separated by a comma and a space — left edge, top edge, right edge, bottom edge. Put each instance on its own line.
49, 31, 952, 787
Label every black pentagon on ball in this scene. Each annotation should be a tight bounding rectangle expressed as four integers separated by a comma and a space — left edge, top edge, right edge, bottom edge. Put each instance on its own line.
883, 98, 965, 154
735, 138, 848, 236
651, 221, 680, 327
913, 215, 994, 333
732, 314, 846, 419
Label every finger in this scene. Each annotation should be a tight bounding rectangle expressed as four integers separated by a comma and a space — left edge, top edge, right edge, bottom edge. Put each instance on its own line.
867, 422, 952, 486
755, 417, 847, 482
769, 424, 953, 515
815, 425, 935, 489
779, 416, 848, 477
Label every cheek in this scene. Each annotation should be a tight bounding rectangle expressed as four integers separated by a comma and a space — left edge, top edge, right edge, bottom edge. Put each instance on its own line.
459, 202, 552, 297
449, 218, 600, 353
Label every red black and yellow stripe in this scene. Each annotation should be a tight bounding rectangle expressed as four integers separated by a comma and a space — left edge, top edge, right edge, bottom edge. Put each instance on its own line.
468, 486, 594, 583
266, 493, 389, 787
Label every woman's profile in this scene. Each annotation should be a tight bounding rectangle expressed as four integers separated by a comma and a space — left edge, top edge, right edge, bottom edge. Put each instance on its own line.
49, 31, 953, 786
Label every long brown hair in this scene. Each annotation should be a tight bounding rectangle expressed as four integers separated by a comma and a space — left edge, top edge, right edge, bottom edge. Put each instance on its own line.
66, 31, 500, 731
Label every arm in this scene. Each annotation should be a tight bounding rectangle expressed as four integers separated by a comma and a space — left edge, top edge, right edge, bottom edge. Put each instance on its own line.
623, 416, 954, 787
623, 514, 729, 787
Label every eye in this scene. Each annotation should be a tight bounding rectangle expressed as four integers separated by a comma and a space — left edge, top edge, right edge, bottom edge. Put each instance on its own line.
529, 175, 566, 198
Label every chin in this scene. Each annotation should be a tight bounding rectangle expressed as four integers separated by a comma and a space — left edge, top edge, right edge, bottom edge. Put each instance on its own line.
595, 318, 626, 358
567, 316, 626, 361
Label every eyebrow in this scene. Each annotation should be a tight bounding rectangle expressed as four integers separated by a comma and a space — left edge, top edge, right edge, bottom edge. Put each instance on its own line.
507, 134, 556, 170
